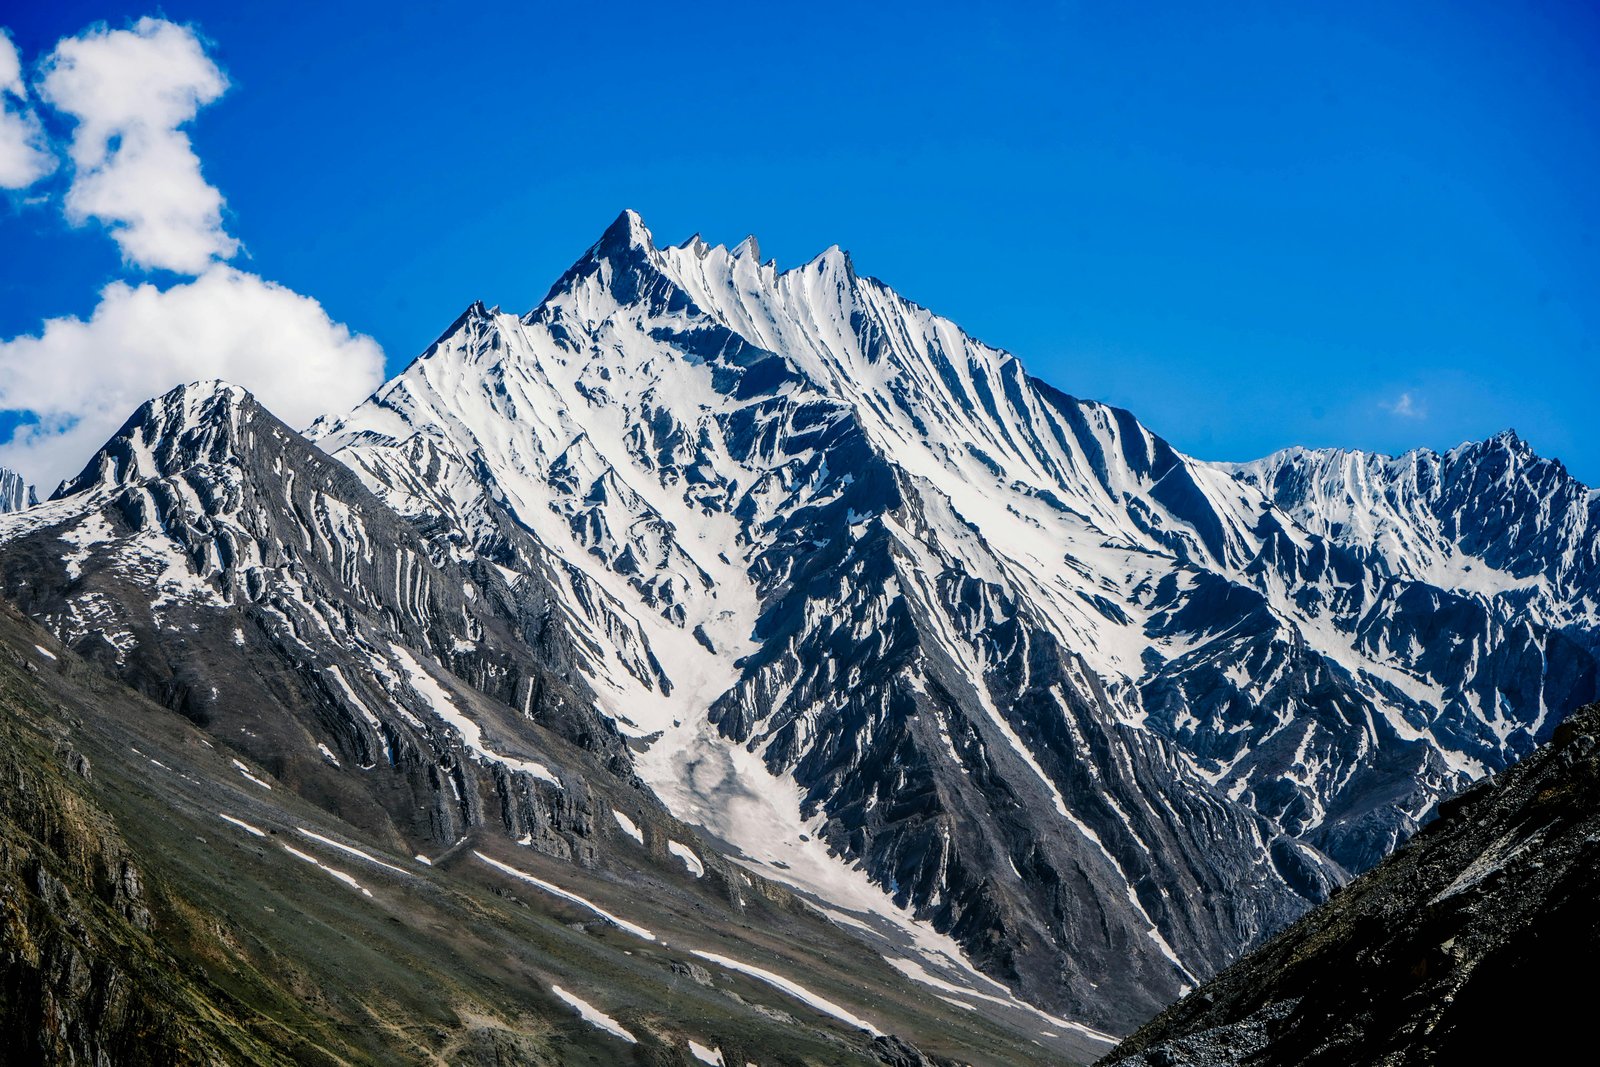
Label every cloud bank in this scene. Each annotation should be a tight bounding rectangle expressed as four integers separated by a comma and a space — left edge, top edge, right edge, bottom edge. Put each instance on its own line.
0, 30, 55, 189
0, 267, 385, 489
38, 17, 237, 272
0, 17, 386, 491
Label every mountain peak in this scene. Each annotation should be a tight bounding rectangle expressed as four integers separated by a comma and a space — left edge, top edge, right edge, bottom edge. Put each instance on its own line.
0, 466, 36, 513
676, 232, 710, 258
56, 379, 252, 498
133, 379, 250, 427
1486, 427, 1532, 454
596, 208, 655, 256
537, 209, 665, 308
435, 299, 498, 341
805, 243, 853, 277
1442, 428, 1542, 473
731, 233, 761, 261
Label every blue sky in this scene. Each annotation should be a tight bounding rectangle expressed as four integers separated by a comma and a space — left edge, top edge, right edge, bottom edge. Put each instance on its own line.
2, 1, 1597, 484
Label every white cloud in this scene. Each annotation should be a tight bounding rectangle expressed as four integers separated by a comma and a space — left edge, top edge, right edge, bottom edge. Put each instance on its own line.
37, 17, 236, 272
1383, 391, 1426, 419
0, 267, 385, 489
0, 18, 387, 492
0, 29, 56, 189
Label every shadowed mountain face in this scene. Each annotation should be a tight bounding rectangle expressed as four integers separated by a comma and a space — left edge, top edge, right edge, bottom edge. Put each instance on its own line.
1097, 701, 1600, 1066
2, 211, 1596, 1040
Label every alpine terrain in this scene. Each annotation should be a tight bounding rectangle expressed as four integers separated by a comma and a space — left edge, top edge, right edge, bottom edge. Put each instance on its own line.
0, 210, 1595, 1057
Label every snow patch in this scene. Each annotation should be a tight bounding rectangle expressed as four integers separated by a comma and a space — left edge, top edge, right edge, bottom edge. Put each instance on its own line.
690, 949, 883, 1037
473, 852, 656, 941
550, 985, 636, 1044
882, 955, 1117, 1047
295, 827, 410, 875
218, 812, 267, 837
611, 809, 644, 845
668, 839, 704, 877
231, 758, 272, 790
282, 844, 372, 897
688, 1039, 724, 1065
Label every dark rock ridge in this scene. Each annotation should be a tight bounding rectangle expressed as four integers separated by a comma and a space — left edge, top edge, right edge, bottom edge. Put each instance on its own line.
1098, 700, 1600, 1065
0, 381, 628, 859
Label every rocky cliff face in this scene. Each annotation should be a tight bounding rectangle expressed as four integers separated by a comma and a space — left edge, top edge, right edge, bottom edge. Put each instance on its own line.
0, 381, 627, 860
0, 608, 311, 1065
1098, 701, 1600, 1066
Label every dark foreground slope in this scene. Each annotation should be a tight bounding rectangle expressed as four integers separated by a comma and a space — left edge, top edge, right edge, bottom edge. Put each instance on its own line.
0, 599, 1108, 1066
0, 626, 286, 1064
1099, 702, 1600, 1066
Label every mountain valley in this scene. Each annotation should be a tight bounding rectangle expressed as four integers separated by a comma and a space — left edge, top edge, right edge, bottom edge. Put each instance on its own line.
1, 211, 1595, 1062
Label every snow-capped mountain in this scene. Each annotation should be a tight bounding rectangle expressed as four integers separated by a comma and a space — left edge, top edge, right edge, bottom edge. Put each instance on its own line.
303, 209, 1599, 1028
3, 210, 1595, 1038
314, 212, 1331, 1029
1232, 433, 1600, 631
0, 375, 1113, 1060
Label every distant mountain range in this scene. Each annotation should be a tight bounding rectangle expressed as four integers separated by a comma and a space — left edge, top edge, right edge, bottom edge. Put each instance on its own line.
1, 211, 1594, 1051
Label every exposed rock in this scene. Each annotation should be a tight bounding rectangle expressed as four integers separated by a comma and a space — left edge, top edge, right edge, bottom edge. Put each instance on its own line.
672, 959, 714, 986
